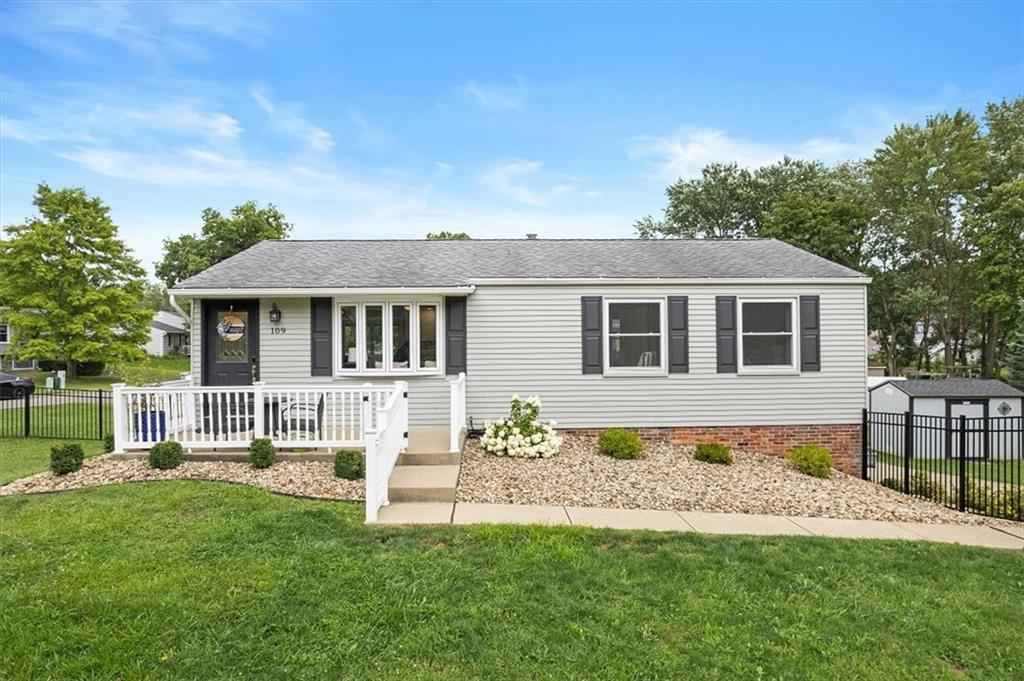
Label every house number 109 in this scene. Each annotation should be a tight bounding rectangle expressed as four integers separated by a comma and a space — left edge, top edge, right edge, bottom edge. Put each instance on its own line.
270, 327, 287, 334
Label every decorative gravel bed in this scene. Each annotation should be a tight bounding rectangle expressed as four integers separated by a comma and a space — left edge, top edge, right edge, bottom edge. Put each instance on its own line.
0, 455, 363, 501
457, 435, 1009, 526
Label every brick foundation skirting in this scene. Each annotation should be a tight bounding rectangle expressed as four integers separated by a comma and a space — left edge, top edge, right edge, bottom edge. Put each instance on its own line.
559, 424, 862, 476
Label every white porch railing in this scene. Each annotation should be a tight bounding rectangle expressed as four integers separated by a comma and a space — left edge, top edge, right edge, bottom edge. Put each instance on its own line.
111, 382, 396, 452
449, 371, 466, 453
364, 381, 409, 522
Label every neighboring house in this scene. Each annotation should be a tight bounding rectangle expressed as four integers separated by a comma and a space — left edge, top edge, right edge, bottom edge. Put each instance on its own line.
868, 378, 1023, 459
169, 238, 870, 473
0, 319, 37, 371
144, 310, 190, 357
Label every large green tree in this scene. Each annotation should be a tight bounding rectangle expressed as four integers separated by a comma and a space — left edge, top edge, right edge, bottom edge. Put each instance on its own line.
868, 109, 988, 370
155, 201, 292, 287
426, 231, 471, 240
0, 184, 150, 377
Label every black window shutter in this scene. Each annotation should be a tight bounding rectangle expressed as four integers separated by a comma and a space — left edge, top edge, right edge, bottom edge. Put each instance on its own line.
310, 298, 333, 376
716, 296, 737, 373
445, 297, 467, 375
667, 296, 689, 373
800, 295, 821, 372
581, 296, 603, 374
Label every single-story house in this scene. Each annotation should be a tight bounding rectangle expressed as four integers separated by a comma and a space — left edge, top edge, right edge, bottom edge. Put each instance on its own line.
144, 310, 190, 357
168, 238, 870, 473
0, 319, 37, 371
868, 378, 1023, 459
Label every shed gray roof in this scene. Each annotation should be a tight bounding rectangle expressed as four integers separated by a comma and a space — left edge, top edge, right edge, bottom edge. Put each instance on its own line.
172, 238, 865, 290
874, 379, 1024, 399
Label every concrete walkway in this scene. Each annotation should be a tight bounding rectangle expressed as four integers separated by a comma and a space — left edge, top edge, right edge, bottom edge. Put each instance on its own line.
375, 502, 1024, 551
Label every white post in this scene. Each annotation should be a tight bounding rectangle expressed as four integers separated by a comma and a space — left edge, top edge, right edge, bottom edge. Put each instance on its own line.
253, 381, 265, 440
364, 430, 379, 523
450, 372, 465, 453
111, 382, 126, 453
361, 382, 373, 435
397, 380, 409, 450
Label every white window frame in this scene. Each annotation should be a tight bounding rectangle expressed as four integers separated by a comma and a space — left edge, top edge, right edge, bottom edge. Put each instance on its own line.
0, 323, 8, 344
334, 299, 444, 376
602, 297, 667, 376
737, 297, 799, 374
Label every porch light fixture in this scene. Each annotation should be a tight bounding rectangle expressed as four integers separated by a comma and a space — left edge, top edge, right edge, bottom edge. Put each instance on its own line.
269, 303, 282, 324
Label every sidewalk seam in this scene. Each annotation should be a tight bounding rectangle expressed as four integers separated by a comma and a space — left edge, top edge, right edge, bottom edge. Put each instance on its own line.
786, 517, 817, 536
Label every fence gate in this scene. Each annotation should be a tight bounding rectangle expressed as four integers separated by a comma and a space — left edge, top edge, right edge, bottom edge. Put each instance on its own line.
862, 409, 1023, 523
0, 388, 111, 441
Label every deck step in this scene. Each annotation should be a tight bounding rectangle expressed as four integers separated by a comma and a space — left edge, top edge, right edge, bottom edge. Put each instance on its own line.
397, 451, 461, 466
388, 464, 460, 503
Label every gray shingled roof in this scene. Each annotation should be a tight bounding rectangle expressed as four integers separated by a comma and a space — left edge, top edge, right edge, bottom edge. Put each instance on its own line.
172, 238, 865, 290
876, 379, 1024, 398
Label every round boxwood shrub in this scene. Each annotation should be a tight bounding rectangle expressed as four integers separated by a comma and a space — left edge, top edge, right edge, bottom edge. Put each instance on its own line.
50, 443, 85, 475
598, 428, 645, 460
249, 438, 276, 469
786, 444, 834, 478
694, 442, 732, 465
103, 433, 115, 454
148, 441, 183, 470
334, 449, 364, 480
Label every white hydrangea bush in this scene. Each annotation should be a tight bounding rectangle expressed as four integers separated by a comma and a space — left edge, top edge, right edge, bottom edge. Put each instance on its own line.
481, 394, 563, 458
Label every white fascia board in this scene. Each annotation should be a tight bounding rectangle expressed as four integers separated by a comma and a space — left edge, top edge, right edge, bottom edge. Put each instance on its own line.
467, 277, 872, 286
169, 286, 476, 297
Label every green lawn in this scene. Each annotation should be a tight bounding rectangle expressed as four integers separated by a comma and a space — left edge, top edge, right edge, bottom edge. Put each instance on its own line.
18, 356, 190, 390
0, 438, 105, 485
877, 452, 1023, 485
1, 483, 1022, 680
0, 402, 112, 440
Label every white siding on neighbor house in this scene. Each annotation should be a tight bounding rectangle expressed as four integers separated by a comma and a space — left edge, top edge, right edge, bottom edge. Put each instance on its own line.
144, 326, 166, 357
869, 383, 911, 413
912, 396, 1023, 419
465, 283, 867, 428
197, 297, 449, 426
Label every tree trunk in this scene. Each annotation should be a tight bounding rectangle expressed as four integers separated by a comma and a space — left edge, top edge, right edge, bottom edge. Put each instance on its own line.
65, 359, 78, 379
982, 314, 998, 378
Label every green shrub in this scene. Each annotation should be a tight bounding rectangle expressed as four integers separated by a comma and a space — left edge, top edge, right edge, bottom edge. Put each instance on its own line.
694, 442, 732, 465
249, 438, 276, 469
907, 471, 947, 503
880, 477, 902, 492
985, 488, 1023, 522
103, 433, 115, 453
786, 444, 834, 478
598, 429, 645, 460
50, 443, 85, 475
334, 449, 364, 480
148, 441, 183, 470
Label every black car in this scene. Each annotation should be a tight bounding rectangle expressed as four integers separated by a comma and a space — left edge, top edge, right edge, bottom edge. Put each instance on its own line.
0, 373, 35, 399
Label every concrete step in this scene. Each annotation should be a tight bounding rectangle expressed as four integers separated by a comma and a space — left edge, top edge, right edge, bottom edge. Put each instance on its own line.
406, 426, 451, 453
397, 450, 461, 466
388, 464, 460, 502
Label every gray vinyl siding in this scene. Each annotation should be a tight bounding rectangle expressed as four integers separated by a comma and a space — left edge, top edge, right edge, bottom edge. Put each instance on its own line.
254, 297, 448, 426
465, 283, 867, 427
190, 300, 202, 384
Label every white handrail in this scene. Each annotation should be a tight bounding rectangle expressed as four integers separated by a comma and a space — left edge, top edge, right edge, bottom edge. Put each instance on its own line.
112, 383, 395, 452
449, 371, 466, 453
365, 380, 409, 522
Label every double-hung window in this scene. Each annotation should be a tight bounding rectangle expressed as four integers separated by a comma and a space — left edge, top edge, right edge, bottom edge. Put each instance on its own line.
738, 299, 797, 372
337, 301, 441, 374
604, 299, 666, 374
0, 324, 8, 344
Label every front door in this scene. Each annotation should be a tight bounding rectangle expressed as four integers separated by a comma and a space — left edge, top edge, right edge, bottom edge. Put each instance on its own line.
203, 300, 259, 386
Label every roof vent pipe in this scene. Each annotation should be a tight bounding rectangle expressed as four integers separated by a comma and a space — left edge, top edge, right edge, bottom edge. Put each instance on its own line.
526, 233, 537, 240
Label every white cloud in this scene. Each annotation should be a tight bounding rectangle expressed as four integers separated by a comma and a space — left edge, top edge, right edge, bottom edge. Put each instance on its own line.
1, 0, 274, 60
434, 161, 455, 177
479, 159, 581, 207
252, 88, 335, 152
627, 105, 916, 181
459, 80, 526, 112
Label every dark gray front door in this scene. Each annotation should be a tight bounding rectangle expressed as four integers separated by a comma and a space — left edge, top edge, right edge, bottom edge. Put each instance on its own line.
203, 300, 259, 386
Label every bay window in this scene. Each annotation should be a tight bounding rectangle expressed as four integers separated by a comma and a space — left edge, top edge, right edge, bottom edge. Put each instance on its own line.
337, 301, 442, 374
738, 299, 797, 372
604, 299, 666, 374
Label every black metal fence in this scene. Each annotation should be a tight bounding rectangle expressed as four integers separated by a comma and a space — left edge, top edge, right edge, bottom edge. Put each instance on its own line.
0, 388, 112, 441
862, 409, 1023, 522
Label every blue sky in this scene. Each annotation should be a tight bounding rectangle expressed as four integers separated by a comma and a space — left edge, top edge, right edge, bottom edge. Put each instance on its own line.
1, 1, 1021, 276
